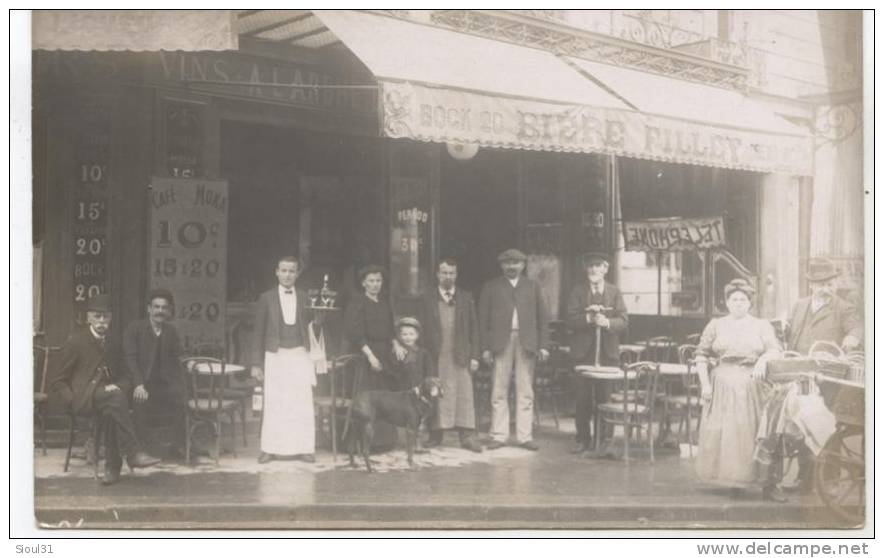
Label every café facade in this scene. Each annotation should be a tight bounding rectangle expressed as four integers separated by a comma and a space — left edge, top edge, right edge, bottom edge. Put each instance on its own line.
32, 10, 815, 372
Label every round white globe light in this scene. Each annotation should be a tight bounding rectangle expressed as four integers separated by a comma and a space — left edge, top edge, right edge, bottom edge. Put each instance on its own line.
446, 142, 479, 160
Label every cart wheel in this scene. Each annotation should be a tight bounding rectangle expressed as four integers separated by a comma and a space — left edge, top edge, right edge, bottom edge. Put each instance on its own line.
814, 427, 865, 524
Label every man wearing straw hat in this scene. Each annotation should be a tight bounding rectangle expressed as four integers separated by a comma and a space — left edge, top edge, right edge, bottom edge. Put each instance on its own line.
565, 252, 628, 456
786, 257, 862, 355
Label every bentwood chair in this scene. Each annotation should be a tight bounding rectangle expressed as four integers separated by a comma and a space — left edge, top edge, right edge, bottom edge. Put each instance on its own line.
33, 343, 60, 455
640, 336, 678, 363
191, 343, 252, 447
181, 357, 241, 465
660, 344, 702, 454
314, 353, 362, 460
597, 361, 659, 462
533, 345, 569, 430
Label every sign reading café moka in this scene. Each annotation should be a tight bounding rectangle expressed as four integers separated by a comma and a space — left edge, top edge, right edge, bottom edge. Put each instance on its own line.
381, 82, 812, 176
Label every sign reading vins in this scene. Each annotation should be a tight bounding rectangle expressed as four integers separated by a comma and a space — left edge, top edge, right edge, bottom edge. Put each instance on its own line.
71, 104, 111, 319
149, 177, 228, 352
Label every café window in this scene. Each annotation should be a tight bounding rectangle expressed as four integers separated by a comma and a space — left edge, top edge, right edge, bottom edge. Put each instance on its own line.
616, 159, 759, 317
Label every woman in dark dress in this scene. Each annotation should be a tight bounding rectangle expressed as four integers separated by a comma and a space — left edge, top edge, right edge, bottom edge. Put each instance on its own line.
343, 265, 399, 449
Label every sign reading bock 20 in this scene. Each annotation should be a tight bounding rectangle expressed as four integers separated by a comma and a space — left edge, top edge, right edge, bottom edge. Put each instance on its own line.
623, 216, 726, 252
149, 177, 228, 351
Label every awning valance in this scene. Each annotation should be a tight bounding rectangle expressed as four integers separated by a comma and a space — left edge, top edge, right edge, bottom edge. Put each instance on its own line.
32, 10, 237, 51
316, 10, 812, 176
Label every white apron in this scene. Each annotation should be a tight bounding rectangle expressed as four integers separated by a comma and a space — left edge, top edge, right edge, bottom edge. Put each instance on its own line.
260, 346, 316, 455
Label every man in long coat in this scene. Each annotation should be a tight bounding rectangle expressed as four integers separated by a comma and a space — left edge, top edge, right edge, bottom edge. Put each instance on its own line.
479, 249, 550, 451
564, 252, 628, 455
52, 294, 159, 484
123, 288, 188, 459
419, 258, 483, 452
251, 256, 317, 464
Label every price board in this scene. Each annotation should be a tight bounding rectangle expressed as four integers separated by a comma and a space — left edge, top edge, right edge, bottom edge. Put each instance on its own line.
149, 177, 228, 352
71, 104, 111, 318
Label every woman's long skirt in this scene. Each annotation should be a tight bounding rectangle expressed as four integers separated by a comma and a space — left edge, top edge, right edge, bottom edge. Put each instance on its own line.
695, 363, 764, 487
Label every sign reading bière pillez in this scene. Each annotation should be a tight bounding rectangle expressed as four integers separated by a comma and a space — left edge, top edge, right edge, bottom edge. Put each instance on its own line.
71, 104, 111, 320
149, 178, 228, 352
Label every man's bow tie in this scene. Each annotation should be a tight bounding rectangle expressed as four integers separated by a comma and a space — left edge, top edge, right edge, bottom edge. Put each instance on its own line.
284, 288, 294, 294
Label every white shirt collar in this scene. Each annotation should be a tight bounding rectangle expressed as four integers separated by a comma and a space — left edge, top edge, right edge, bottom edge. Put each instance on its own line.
439, 286, 456, 298
507, 276, 519, 287
811, 296, 829, 313
589, 281, 605, 295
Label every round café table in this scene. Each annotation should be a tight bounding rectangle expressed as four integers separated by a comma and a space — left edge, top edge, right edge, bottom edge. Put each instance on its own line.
575, 365, 635, 455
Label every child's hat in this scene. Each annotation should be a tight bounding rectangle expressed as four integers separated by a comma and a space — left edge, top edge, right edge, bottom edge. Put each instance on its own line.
395, 316, 422, 332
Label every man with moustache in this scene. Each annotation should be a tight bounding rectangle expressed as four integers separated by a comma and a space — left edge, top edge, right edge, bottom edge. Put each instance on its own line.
52, 294, 160, 485
251, 256, 318, 464
772, 257, 864, 493
786, 258, 862, 354
564, 252, 628, 456
420, 258, 483, 452
479, 249, 550, 451
123, 288, 190, 459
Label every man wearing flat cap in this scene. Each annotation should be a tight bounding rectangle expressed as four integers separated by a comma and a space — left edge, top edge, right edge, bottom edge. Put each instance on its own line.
479, 248, 550, 451
565, 252, 629, 455
786, 257, 862, 354
123, 288, 189, 460
51, 294, 160, 485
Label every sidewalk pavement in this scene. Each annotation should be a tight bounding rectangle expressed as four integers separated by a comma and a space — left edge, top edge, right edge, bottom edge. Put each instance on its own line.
34, 422, 857, 530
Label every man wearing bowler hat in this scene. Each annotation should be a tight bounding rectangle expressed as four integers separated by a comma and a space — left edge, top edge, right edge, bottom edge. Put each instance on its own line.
786, 257, 862, 354
479, 249, 550, 451
51, 294, 160, 485
778, 257, 863, 493
565, 252, 629, 455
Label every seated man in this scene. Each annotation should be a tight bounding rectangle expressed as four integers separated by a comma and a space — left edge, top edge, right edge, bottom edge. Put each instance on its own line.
51, 294, 159, 485
123, 288, 189, 460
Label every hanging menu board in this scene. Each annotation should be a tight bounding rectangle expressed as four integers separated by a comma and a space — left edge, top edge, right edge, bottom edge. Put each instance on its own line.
149, 177, 228, 352
71, 104, 111, 320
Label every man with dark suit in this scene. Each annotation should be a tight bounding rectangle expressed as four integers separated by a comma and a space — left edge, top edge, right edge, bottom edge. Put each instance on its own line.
123, 288, 188, 459
479, 249, 550, 451
52, 294, 159, 485
780, 257, 863, 492
420, 258, 483, 452
786, 258, 862, 354
565, 252, 628, 455
251, 256, 317, 464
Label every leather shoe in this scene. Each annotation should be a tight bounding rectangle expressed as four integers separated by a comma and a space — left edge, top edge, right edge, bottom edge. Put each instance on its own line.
486, 440, 506, 450
425, 433, 443, 448
460, 438, 484, 453
257, 452, 274, 464
763, 485, 789, 503
126, 451, 160, 469
101, 462, 121, 485
520, 441, 540, 451
570, 443, 589, 454
298, 454, 316, 463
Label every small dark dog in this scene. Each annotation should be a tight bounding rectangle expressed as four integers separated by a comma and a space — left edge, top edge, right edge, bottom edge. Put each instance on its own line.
347, 376, 444, 472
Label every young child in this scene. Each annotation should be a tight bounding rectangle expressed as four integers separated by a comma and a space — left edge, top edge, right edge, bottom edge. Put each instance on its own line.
391, 317, 436, 391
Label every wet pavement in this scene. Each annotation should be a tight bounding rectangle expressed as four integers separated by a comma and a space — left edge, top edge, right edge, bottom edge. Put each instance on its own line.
34, 422, 858, 530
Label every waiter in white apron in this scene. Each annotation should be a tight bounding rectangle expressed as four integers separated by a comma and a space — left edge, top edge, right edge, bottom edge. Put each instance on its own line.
251, 256, 317, 463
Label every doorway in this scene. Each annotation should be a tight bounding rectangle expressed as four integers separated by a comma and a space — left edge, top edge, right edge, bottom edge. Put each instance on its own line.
439, 148, 520, 295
